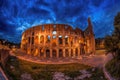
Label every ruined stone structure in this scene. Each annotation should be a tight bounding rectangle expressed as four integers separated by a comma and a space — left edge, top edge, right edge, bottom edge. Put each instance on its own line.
21, 18, 95, 58
0, 49, 10, 66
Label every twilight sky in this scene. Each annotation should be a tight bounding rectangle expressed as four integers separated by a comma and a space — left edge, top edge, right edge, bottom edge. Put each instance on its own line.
0, 0, 120, 43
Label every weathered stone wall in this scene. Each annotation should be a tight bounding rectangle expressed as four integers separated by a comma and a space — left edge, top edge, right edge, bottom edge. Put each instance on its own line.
21, 23, 95, 58
0, 49, 10, 66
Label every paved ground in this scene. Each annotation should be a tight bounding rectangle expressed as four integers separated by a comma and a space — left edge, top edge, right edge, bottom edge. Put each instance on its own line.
10, 50, 114, 80
10, 50, 112, 67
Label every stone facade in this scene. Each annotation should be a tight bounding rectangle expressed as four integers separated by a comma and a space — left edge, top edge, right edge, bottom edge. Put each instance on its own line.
21, 18, 95, 58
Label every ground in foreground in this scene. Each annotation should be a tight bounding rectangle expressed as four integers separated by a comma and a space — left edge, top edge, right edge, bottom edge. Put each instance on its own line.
5, 56, 106, 80
105, 58, 120, 79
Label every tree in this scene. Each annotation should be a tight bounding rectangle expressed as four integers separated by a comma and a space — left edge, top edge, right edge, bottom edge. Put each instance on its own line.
104, 12, 120, 60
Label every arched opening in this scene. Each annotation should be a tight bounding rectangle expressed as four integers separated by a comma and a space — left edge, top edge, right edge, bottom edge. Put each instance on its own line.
52, 49, 57, 58
46, 49, 50, 58
59, 36, 63, 44
71, 49, 73, 57
40, 48, 44, 57
59, 49, 63, 57
65, 36, 68, 45
46, 35, 50, 43
80, 47, 85, 55
65, 49, 69, 57
75, 48, 78, 56
40, 35, 44, 43
70, 37, 73, 47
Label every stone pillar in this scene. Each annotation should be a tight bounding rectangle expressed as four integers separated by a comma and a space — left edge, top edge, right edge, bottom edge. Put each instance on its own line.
57, 35, 59, 47
44, 49, 46, 58
38, 49, 40, 57
44, 35, 45, 46
38, 33, 40, 45
69, 49, 71, 57
73, 49, 75, 57
63, 36, 65, 46
78, 48, 80, 57
50, 49, 52, 58
56, 49, 59, 58
50, 34, 52, 47
30, 36, 32, 55
63, 49, 65, 57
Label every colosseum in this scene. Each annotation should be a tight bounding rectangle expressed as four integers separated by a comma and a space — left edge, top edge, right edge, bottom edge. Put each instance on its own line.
21, 18, 95, 59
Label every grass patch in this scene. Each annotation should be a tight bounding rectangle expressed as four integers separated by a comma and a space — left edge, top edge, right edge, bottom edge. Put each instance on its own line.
5, 56, 107, 80
5, 56, 91, 80
105, 58, 120, 79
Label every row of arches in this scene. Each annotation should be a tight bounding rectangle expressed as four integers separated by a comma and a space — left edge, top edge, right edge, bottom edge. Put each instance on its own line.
32, 35, 77, 45
39, 48, 79, 58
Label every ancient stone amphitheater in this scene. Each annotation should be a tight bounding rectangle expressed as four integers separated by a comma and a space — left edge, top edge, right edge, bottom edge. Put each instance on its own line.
21, 18, 95, 59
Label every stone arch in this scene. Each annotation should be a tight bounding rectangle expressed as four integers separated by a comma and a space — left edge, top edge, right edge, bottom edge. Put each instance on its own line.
58, 36, 63, 44
59, 49, 63, 57
40, 35, 44, 43
65, 49, 69, 57
52, 49, 57, 58
46, 35, 50, 43
46, 49, 50, 58
40, 48, 44, 57
75, 48, 78, 56
65, 36, 69, 45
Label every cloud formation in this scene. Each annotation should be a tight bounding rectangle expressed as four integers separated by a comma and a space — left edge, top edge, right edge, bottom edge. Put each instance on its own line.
0, 0, 120, 43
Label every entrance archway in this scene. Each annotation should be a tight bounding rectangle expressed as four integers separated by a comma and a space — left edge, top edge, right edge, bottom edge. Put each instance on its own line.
75, 48, 78, 56
52, 49, 57, 58
40, 48, 44, 57
59, 49, 63, 57
46, 49, 50, 58
65, 49, 69, 57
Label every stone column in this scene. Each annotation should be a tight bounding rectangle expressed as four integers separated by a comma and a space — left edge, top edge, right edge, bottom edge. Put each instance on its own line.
44, 49, 46, 58
50, 49, 52, 58
56, 49, 59, 58
69, 49, 71, 57
73, 49, 75, 57
44, 35, 45, 46
29, 36, 32, 55
78, 48, 80, 57
50, 34, 52, 47
57, 35, 59, 47
63, 35, 65, 46
63, 49, 65, 57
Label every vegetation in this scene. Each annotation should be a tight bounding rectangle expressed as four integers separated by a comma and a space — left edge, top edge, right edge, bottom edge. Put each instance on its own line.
104, 12, 120, 60
85, 68, 106, 80
104, 12, 120, 79
5, 56, 90, 80
106, 58, 120, 79
5, 56, 106, 80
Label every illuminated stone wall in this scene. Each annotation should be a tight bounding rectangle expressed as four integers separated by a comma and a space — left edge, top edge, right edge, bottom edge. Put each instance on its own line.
21, 20, 95, 58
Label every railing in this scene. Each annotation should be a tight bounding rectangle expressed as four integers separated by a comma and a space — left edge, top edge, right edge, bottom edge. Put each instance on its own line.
0, 67, 8, 80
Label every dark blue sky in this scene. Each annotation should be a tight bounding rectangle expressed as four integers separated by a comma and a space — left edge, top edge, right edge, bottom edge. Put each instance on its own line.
0, 0, 120, 43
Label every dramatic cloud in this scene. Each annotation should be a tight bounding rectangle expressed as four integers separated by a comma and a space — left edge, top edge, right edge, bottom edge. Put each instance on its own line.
0, 0, 120, 43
